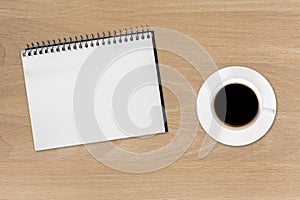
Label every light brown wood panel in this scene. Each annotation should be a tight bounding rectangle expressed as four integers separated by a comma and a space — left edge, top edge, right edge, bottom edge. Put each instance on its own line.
1, 0, 300, 199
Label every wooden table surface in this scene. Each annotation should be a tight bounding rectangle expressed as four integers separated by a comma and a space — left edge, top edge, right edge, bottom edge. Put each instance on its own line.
1, 0, 300, 199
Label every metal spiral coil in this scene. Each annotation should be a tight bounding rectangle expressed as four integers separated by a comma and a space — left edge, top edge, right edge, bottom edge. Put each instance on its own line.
22, 25, 151, 57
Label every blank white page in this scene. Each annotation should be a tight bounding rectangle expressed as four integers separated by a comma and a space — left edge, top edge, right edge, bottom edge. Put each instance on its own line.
21, 31, 167, 151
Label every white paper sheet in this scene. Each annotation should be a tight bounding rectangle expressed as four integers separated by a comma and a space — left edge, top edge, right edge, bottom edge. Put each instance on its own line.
21, 33, 167, 151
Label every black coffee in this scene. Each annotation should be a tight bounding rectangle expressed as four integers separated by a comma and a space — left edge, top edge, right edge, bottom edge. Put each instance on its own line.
214, 83, 259, 127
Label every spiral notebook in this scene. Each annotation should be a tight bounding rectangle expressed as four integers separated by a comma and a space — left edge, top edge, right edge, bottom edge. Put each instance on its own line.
21, 27, 167, 151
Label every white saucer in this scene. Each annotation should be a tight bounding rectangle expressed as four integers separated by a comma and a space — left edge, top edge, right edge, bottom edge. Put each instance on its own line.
196, 66, 277, 146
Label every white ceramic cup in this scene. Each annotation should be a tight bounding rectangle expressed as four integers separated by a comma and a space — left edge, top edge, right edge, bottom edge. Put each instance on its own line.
196, 66, 277, 146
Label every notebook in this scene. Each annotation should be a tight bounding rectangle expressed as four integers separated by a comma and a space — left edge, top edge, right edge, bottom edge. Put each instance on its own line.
21, 26, 167, 151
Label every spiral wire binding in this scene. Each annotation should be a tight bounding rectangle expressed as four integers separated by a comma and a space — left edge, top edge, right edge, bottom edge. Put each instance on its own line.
22, 25, 151, 57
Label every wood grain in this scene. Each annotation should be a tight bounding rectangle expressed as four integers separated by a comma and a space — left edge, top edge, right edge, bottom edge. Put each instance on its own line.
1, 0, 300, 199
